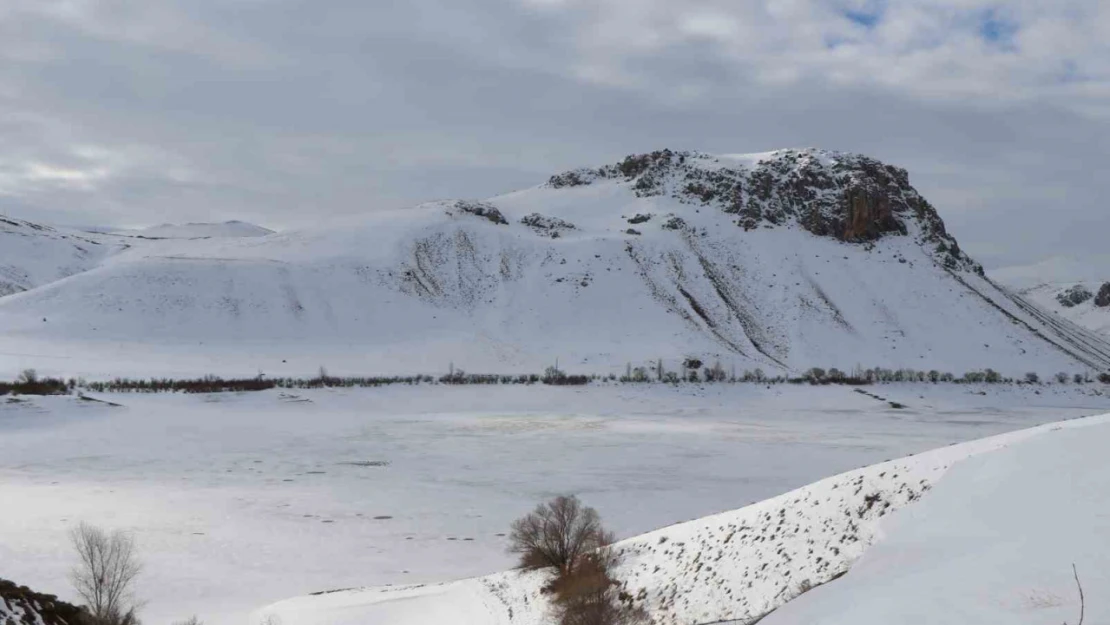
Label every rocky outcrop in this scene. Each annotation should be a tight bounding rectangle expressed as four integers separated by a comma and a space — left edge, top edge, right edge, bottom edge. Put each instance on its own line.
454, 201, 508, 225
1095, 282, 1110, 308
1057, 284, 1094, 308
520, 213, 576, 238
547, 148, 980, 272
0, 578, 87, 625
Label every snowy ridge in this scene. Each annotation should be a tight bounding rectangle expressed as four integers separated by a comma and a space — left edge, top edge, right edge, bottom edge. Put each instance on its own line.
2, 149, 1109, 377
257, 411, 1110, 625
114, 220, 275, 239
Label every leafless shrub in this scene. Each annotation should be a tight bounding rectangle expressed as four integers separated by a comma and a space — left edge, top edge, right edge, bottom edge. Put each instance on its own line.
69, 522, 142, 625
509, 495, 610, 576
549, 549, 646, 625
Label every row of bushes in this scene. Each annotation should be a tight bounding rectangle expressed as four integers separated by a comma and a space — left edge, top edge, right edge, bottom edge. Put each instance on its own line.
0, 369, 74, 396
5, 366, 1110, 396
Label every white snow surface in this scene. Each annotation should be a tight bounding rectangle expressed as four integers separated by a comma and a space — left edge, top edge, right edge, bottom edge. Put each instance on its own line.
259, 397, 1110, 625
2, 149, 1109, 378
1, 384, 1107, 625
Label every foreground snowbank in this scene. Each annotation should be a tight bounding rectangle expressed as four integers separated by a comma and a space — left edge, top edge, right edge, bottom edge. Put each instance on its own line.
762, 419, 1107, 625
257, 412, 1110, 625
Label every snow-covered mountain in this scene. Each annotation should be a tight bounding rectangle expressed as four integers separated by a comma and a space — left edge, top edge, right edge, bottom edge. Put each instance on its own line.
2, 148, 1109, 377
1012, 281, 1110, 337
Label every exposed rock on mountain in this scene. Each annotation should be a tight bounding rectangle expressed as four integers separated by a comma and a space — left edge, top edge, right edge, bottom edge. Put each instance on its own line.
1056, 284, 1094, 308
0, 578, 86, 625
548, 148, 979, 272
520, 213, 575, 237
1096, 283, 1110, 308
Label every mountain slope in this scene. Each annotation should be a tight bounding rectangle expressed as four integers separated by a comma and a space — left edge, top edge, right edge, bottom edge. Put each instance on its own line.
1012, 281, 1110, 337
256, 412, 1110, 625
0, 215, 122, 297
1, 149, 1108, 377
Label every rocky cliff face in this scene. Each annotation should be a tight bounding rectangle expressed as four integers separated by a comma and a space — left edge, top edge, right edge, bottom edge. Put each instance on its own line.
548, 148, 980, 272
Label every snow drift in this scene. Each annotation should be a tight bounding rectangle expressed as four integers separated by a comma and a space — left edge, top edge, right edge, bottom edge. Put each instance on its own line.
2, 148, 1109, 376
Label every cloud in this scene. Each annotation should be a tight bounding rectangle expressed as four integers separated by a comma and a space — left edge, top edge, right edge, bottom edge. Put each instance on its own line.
0, 0, 1106, 276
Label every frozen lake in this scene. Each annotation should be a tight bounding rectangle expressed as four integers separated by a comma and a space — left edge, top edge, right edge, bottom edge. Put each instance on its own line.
1, 383, 1107, 625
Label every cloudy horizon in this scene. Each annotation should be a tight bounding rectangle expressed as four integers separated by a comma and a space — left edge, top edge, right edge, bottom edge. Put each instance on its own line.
0, 0, 1107, 279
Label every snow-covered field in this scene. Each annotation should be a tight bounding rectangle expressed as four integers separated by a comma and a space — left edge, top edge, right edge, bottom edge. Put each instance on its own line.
1, 384, 1107, 625
259, 392, 1110, 625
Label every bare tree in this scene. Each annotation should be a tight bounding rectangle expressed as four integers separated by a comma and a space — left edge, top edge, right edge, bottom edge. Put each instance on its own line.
69, 522, 142, 625
509, 495, 611, 576
510, 495, 643, 625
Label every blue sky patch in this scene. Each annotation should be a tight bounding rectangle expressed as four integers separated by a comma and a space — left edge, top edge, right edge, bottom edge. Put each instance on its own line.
979, 8, 1018, 47
844, 7, 882, 29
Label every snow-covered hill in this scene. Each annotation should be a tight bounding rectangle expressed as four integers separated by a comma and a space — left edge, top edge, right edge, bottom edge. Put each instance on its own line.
1013, 281, 1110, 337
257, 411, 1110, 625
0, 215, 123, 296
112, 220, 276, 239
2, 148, 1109, 377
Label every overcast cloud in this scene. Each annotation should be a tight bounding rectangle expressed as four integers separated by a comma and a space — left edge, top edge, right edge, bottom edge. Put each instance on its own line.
0, 0, 1107, 278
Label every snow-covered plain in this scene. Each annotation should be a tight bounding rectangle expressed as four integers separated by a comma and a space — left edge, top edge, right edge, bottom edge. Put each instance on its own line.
259, 393, 1110, 625
1, 384, 1108, 625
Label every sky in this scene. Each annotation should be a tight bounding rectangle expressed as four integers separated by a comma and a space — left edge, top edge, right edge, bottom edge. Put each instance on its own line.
0, 0, 1107, 280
